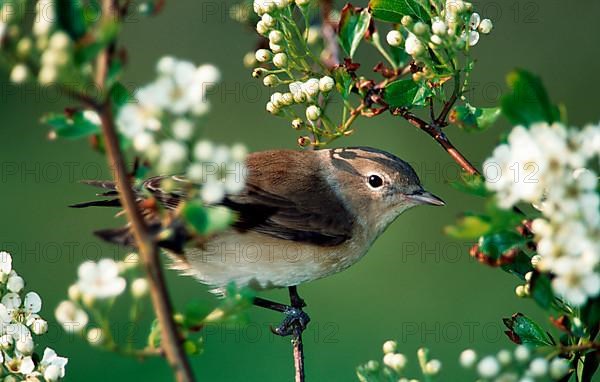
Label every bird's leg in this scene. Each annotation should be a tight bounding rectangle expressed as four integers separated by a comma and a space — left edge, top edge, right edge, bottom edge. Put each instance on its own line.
252, 287, 310, 337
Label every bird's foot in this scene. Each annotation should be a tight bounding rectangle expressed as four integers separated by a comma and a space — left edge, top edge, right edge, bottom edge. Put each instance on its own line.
270, 307, 311, 337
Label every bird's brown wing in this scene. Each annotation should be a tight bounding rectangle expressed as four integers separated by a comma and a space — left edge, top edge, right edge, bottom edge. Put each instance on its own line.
145, 150, 355, 246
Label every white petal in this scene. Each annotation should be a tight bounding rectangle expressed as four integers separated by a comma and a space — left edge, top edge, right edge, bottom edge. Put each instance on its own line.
0, 251, 12, 274
97, 259, 119, 279
77, 261, 97, 281
24, 292, 42, 314
1, 293, 21, 309
19, 356, 35, 374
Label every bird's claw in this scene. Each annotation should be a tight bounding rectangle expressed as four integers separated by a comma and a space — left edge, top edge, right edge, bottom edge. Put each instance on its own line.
270, 307, 310, 337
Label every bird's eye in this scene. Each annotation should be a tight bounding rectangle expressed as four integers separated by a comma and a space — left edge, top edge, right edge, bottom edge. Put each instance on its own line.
368, 175, 384, 189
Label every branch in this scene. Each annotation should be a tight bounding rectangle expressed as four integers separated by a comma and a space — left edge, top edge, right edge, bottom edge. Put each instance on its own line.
91, 1, 196, 381
391, 108, 479, 175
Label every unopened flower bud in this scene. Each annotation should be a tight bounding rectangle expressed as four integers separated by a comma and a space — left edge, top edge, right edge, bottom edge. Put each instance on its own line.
44, 365, 61, 382
262, 13, 276, 27
266, 102, 279, 114
430, 35, 443, 45
303, 78, 320, 97
87, 327, 104, 346
271, 92, 284, 107
306, 105, 321, 121
514, 345, 530, 362
269, 42, 284, 53
549, 358, 569, 379
319, 76, 334, 92
263, 74, 280, 87
293, 91, 306, 103
432, 20, 447, 35
273, 52, 288, 68
256, 20, 269, 35
243, 52, 257, 68
412, 22, 428, 35
255, 49, 272, 63
68, 284, 81, 301
32, 318, 48, 335
401, 15, 413, 27
281, 92, 294, 105
295, 0, 310, 6
459, 349, 477, 368
252, 68, 266, 78
382, 340, 397, 354
425, 359, 442, 375
515, 284, 527, 297
386, 30, 403, 47
269, 30, 284, 44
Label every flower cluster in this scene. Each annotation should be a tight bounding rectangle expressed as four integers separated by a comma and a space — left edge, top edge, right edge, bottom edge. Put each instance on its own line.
250, 0, 341, 141
460, 346, 569, 381
0, 251, 68, 381
357, 342, 442, 381
386, 0, 492, 79
483, 122, 600, 306
55, 256, 149, 347
115, 56, 248, 205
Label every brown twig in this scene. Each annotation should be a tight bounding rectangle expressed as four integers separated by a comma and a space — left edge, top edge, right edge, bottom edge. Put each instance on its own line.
289, 286, 306, 382
90, 1, 196, 381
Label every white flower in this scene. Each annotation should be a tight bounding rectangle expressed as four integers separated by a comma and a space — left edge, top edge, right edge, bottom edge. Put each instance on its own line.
431, 19, 447, 35
477, 356, 500, 378
157, 56, 177, 75
7, 275, 24, 293
552, 257, 600, 306
4, 353, 35, 375
77, 259, 126, 299
459, 349, 477, 368
528, 357, 548, 377
172, 118, 195, 141
131, 278, 149, 298
158, 140, 188, 171
201, 181, 226, 204
0, 251, 12, 276
386, 30, 403, 47
10, 64, 29, 84
55, 301, 88, 333
194, 140, 214, 161
40, 348, 67, 381
479, 19, 493, 34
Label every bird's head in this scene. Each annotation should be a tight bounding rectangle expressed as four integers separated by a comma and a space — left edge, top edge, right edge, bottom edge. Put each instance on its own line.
320, 147, 445, 236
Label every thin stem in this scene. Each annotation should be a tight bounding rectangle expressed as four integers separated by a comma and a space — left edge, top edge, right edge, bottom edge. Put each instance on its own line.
370, 32, 398, 70
289, 286, 306, 382
92, 1, 195, 381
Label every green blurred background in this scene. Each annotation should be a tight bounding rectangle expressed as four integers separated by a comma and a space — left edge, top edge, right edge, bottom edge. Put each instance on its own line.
1, 0, 600, 380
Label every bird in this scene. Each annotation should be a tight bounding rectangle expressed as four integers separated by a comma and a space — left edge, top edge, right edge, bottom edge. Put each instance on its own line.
72, 146, 444, 334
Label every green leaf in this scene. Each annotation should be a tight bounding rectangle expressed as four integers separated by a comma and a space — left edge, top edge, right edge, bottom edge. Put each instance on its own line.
449, 172, 488, 197
503, 313, 553, 346
338, 5, 371, 58
183, 203, 236, 236
530, 273, 554, 309
445, 214, 491, 240
383, 79, 430, 108
182, 201, 209, 234
333, 66, 354, 99
109, 82, 134, 109
451, 105, 501, 132
501, 69, 560, 126
501, 251, 533, 279
369, 0, 430, 23
57, 0, 87, 40
478, 230, 523, 260
42, 111, 100, 140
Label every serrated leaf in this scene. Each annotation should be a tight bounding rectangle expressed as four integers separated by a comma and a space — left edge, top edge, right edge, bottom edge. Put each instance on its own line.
369, 0, 430, 23
501, 69, 560, 127
451, 105, 501, 132
338, 5, 371, 58
445, 214, 491, 240
504, 313, 553, 346
383, 79, 430, 108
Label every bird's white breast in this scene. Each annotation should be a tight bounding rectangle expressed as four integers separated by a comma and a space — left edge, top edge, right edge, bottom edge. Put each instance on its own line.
170, 227, 372, 292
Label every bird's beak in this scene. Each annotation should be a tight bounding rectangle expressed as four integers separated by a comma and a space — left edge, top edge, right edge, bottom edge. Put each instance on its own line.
407, 190, 446, 206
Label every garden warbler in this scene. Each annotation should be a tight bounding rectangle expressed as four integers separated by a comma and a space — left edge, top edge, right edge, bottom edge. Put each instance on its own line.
74, 147, 445, 293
